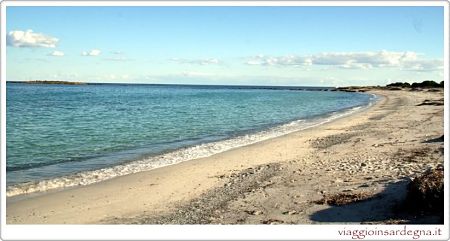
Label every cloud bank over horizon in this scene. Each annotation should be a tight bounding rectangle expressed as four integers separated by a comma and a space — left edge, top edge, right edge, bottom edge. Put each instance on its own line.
245, 51, 443, 72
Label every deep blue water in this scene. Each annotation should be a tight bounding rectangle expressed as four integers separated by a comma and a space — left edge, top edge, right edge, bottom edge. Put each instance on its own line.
6, 82, 373, 195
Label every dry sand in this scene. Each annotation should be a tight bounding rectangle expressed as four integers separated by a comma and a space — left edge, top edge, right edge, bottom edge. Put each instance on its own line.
6, 89, 444, 224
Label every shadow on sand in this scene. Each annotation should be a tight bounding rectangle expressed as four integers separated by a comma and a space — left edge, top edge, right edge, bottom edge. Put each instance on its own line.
309, 179, 442, 224
423, 135, 444, 143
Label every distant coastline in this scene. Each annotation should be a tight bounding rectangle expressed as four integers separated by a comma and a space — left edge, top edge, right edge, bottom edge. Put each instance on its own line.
7, 81, 336, 91
8, 80, 86, 85
6, 80, 443, 92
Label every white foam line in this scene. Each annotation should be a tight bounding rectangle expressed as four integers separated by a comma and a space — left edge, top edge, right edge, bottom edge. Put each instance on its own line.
6, 99, 376, 197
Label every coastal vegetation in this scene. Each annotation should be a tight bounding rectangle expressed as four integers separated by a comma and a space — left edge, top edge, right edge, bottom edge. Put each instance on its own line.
387, 80, 444, 89
405, 166, 444, 218
337, 80, 444, 93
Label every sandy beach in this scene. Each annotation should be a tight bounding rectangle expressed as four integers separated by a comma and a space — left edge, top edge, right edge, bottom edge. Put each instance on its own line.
6, 89, 444, 224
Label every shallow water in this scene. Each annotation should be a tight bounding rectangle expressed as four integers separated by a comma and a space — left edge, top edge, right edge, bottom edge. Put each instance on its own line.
6, 83, 374, 196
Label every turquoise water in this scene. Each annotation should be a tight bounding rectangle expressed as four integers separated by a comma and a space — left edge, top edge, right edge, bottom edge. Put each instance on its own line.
6, 83, 374, 196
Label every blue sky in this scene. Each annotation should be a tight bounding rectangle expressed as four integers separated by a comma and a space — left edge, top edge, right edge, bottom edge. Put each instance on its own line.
6, 6, 444, 86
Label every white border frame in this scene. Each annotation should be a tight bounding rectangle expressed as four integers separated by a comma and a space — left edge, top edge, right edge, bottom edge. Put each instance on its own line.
1, 1, 449, 240
0, 0, 448, 6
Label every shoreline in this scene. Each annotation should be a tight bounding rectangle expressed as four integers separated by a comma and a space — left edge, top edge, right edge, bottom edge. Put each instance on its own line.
6, 89, 444, 224
6, 94, 375, 198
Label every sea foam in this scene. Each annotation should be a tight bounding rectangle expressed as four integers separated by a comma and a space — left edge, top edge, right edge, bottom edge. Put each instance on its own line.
6, 101, 375, 197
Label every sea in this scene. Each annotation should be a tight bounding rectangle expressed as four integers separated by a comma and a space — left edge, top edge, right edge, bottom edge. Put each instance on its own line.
6, 82, 377, 197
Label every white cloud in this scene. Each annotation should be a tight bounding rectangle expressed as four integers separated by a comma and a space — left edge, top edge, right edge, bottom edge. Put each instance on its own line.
312, 50, 419, 67
49, 50, 64, 57
170, 58, 221, 65
7, 30, 58, 48
400, 59, 443, 72
82, 49, 101, 56
246, 54, 311, 66
245, 51, 442, 72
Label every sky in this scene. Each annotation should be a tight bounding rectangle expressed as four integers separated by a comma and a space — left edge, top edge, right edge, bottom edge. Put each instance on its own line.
5, 6, 445, 86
